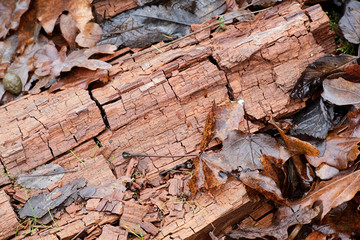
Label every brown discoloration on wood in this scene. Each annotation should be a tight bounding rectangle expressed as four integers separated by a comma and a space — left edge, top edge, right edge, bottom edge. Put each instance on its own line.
93, 0, 138, 19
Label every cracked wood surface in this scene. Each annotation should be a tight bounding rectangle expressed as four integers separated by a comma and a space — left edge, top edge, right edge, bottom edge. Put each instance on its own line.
0, 2, 336, 240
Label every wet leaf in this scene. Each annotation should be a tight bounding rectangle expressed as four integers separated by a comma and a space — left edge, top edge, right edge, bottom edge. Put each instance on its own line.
229, 204, 321, 239
213, 101, 245, 142
343, 109, 360, 138
201, 130, 289, 171
306, 132, 360, 170
239, 154, 288, 204
0, 0, 30, 38
290, 55, 357, 99
231, 169, 360, 239
292, 154, 315, 186
344, 64, 360, 78
315, 200, 360, 237
290, 98, 333, 139
270, 118, 320, 156
19, 177, 87, 224
322, 77, 360, 106
100, 5, 201, 48
49, 68, 109, 92
339, 0, 360, 44
315, 163, 339, 180
99, 0, 225, 48
16, 164, 67, 189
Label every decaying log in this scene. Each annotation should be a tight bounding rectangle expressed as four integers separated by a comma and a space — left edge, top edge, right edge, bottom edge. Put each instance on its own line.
0, 190, 19, 239
0, 2, 336, 240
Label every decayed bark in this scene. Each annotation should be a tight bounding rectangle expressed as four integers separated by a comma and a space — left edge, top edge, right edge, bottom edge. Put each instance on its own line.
0, 2, 336, 240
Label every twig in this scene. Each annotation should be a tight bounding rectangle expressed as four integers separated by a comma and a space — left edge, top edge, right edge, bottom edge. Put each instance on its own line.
70, 227, 87, 240
123, 151, 199, 159
16, 170, 77, 178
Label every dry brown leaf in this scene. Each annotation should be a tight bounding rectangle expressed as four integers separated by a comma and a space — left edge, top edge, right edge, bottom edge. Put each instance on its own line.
239, 169, 288, 205
0, 0, 31, 38
231, 169, 360, 239
306, 133, 360, 170
7, 35, 49, 91
16, 3, 41, 53
344, 64, 360, 78
343, 109, 360, 138
322, 77, 360, 106
213, 101, 245, 142
199, 104, 216, 152
269, 118, 320, 156
49, 68, 109, 92
75, 22, 103, 48
296, 169, 360, 219
34, 43, 116, 78
35, 0, 93, 35
60, 13, 78, 49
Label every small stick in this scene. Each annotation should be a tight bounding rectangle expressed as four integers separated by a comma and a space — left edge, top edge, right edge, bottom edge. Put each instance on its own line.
17, 170, 77, 178
122, 151, 199, 159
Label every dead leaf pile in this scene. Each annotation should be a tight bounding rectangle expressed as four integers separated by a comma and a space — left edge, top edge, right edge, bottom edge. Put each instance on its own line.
186, 51, 360, 239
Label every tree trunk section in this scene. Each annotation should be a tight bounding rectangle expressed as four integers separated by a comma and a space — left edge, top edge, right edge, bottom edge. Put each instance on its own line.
0, 2, 336, 240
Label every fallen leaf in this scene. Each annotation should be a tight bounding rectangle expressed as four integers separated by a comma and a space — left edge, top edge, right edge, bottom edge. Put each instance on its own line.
339, 0, 360, 44
290, 55, 357, 99
315, 163, 339, 180
99, 1, 226, 48
291, 155, 315, 189
75, 22, 103, 48
314, 199, 360, 237
305, 132, 360, 170
201, 130, 289, 171
213, 101, 245, 142
34, 43, 116, 78
200, 101, 245, 151
344, 64, 360, 78
229, 204, 320, 239
322, 77, 360, 106
59, 13, 78, 49
269, 118, 320, 156
19, 177, 87, 224
199, 104, 216, 152
290, 98, 333, 139
16, 164, 67, 189
342, 109, 360, 138
100, 5, 201, 48
49, 68, 109, 92
6, 35, 49, 92
0, 0, 30, 38
239, 169, 288, 205
35, 0, 93, 35
230, 169, 360, 239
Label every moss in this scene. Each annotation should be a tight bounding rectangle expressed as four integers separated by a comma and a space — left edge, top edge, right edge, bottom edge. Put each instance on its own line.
325, 9, 357, 55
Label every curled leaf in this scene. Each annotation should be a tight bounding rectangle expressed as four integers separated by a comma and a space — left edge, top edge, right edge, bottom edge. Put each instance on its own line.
321, 77, 360, 106
290, 55, 357, 99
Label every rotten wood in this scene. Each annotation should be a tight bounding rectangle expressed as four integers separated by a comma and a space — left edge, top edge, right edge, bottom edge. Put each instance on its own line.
0, 2, 336, 240
0, 190, 19, 239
